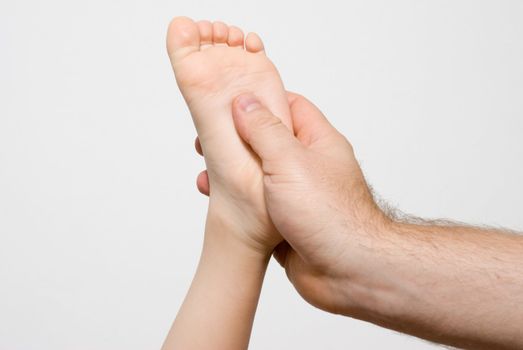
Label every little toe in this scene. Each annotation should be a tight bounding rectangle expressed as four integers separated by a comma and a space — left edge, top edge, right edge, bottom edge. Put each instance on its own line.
245, 32, 265, 54
166, 16, 200, 60
212, 21, 229, 45
227, 26, 245, 48
197, 20, 213, 50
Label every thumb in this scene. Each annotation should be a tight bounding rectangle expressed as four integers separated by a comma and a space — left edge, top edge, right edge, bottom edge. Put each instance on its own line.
232, 93, 302, 165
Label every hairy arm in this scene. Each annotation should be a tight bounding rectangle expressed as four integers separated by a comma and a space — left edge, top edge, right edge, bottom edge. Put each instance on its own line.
227, 91, 523, 350
161, 212, 269, 350
341, 219, 523, 350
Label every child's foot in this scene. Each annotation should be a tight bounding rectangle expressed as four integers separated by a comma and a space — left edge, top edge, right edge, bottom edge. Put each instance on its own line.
166, 17, 291, 250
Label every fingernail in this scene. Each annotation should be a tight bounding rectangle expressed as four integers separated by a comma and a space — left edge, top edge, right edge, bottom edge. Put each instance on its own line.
237, 94, 262, 113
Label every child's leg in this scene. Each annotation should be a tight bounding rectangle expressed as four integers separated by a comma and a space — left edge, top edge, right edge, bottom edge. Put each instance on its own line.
162, 17, 291, 349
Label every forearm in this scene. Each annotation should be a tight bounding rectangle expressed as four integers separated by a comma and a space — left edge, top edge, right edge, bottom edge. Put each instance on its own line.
342, 220, 523, 350
162, 213, 270, 350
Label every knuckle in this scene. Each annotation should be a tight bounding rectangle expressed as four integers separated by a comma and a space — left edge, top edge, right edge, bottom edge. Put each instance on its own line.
331, 131, 354, 153
251, 112, 282, 132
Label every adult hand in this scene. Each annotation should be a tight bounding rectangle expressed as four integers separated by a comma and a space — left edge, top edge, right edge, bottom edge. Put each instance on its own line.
194, 92, 523, 350
194, 92, 390, 314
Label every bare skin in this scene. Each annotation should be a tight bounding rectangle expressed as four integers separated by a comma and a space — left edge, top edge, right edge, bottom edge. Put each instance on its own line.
161, 215, 270, 350
166, 16, 291, 252
165, 15, 523, 350
162, 17, 290, 349
197, 93, 523, 350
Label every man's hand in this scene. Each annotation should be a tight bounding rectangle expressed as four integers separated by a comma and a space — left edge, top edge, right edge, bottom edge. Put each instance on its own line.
195, 92, 523, 350
232, 92, 394, 312
195, 92, 388, 313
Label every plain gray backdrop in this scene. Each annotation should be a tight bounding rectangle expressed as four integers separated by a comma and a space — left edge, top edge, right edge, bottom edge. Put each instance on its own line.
1, 0, 522, 349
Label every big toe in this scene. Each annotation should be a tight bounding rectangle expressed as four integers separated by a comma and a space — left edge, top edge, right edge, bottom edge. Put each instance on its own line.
166, 16, 200, 60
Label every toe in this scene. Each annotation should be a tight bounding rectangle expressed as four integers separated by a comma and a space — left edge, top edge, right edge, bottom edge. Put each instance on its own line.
245, 32, 265, 54
166, 16, 200, 60
197, 20, 213, 49
212, 21, 229, 45
227, 26, 245, 47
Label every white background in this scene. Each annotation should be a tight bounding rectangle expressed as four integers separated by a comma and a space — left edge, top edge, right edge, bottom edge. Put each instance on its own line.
1, 0, 522, 349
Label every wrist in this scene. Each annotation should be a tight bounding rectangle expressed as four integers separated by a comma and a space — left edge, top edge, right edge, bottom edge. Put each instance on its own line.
284, 212, 400, 316
334, 217, 412, 319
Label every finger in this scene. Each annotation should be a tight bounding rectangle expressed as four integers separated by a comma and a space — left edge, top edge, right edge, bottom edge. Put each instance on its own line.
195, 136, 203, 156
286, 92, 336, 147
196, 169, 210, 196
273, 241, 291, 267
232, 93, 302, 167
